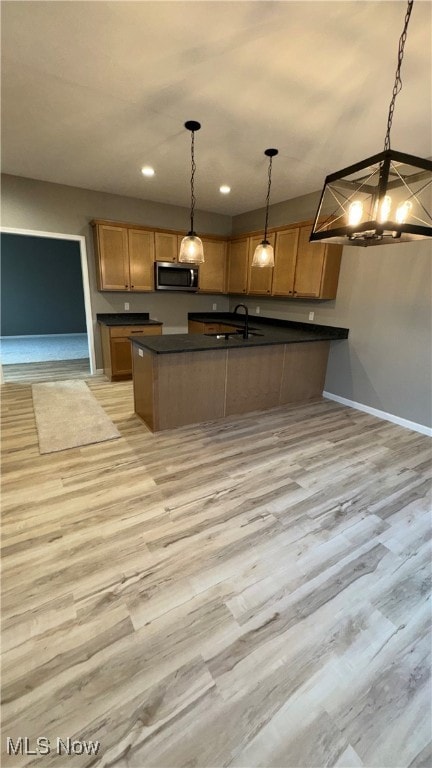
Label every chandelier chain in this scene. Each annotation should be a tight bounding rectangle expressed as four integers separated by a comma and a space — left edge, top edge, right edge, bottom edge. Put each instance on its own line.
264, 156, 273, 240
384, 0, 414, 151
190, 130, 196, 232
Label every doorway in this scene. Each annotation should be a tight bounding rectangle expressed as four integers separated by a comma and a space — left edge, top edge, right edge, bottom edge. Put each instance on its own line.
0, 227, 96, 382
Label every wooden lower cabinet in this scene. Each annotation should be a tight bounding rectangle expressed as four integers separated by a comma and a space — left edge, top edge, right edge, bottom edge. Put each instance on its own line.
188, 320, 238, 334
100, 324, 162, 381
133, 340, 330, 431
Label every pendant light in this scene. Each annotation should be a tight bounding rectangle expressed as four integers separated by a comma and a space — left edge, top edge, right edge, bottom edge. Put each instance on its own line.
179, 120, 205, 264
310, 0, 432, 247
252, 148, 278, 267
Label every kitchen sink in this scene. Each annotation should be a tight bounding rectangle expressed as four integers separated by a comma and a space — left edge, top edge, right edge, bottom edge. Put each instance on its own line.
204, 330, 264, 339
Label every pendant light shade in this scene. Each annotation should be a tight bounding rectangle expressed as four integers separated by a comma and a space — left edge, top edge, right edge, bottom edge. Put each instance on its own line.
179, 121, 204, 264
252, 148, 278, 267
310, 0, 432, 247
179, 233, 204, 263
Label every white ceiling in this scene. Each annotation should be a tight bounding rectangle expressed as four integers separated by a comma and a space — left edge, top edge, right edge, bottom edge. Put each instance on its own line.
1, 1, 431, 216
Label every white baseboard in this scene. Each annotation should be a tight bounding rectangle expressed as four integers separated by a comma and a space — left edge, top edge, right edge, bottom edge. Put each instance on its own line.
0, 333, 87, 340
323, 391, 432, 437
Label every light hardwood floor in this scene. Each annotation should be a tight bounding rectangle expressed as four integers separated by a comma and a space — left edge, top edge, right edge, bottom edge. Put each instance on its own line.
1, 358, 91, 384
1, 376, 431, 768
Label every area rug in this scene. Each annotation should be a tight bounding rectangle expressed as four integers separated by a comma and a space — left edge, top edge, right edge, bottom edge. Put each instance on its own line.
32, 380, 120, 454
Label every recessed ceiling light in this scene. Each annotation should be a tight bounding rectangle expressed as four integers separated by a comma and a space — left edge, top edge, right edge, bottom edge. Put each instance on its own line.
219, 185, 231, 194
141, 166, 155, 177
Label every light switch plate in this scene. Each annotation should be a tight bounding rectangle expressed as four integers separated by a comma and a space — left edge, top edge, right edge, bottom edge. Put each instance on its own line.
138, 349, 143, 357
309, 311, 315, 321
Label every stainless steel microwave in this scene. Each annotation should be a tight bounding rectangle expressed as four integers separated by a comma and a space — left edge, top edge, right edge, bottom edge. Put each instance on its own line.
154, 262, 199, 292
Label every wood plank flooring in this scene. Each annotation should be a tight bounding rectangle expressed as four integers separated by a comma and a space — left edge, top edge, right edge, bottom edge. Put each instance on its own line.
1, 377, 431, 767
1, 358, 91, 383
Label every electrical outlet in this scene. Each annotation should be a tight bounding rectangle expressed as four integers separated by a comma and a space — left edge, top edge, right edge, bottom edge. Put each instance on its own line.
256, 306, 260, 314
124, 302, 130, 311
309, 311, 315, 321
212, 303, 217, 310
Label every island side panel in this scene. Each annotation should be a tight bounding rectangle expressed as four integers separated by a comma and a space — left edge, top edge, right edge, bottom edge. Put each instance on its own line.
280, 341, 330, 403
156, 350, 227, 430
132, 345, 158, 430
225, 346, 285, 416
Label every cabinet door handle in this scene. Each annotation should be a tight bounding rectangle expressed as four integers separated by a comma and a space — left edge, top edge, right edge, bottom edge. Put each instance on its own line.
131, 285, 134, 288
125, 284, 128, 288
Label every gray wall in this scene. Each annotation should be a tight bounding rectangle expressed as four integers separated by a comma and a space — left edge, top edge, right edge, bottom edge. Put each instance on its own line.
1, 233, 86, 336
2, 173, 431, 429
231, 195, 432, 429
1, 174, 231, 365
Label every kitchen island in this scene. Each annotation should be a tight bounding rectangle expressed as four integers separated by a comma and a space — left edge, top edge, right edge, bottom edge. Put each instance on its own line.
131, 313, 348, 432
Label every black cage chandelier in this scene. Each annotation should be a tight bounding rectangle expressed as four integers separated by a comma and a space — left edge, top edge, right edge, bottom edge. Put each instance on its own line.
310, 0, 432, 247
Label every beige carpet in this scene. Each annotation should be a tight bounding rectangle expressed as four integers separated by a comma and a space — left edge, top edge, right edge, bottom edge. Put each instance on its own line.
32, 380, 121, 454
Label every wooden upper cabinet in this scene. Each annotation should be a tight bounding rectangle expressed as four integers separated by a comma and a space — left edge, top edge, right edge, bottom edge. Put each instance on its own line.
247, 234, 275, 295
128, 229, 154, 291
199, 239, 227, 293
272, 228, 299, 297
227, 238, 249, 294
95, 224, 130, 290
93, 223, 154, 292
293, 225, 342, 299
154, 232, 178, 262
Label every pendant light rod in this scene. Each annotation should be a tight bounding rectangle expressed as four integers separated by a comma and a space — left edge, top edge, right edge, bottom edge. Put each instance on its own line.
383, 0, 414, 151
179, 120, 204, 264
184, 120, 201, 234
252, 148, 279, 268
263, 148, 278, 241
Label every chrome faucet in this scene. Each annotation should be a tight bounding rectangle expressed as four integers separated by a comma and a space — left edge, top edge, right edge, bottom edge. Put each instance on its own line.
233, 303, 249, 339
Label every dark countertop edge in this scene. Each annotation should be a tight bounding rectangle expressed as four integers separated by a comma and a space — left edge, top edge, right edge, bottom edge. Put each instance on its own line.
130, 329, 348, 354
97, 313, 162, 326
188, 312, 349, 338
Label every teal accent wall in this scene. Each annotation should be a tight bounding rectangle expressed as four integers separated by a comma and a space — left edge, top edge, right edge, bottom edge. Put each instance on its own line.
1, 233, 86, 336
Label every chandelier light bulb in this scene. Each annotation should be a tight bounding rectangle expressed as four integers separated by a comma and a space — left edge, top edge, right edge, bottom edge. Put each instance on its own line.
141, 166, 155, 177
379, 195, 392, 222
348, 200, 363, 226
395, 200, 412, 223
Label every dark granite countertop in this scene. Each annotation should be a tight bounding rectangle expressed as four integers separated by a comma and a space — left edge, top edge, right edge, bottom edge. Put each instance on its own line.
97, 313, 162, 326
130, 312, 349, 355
